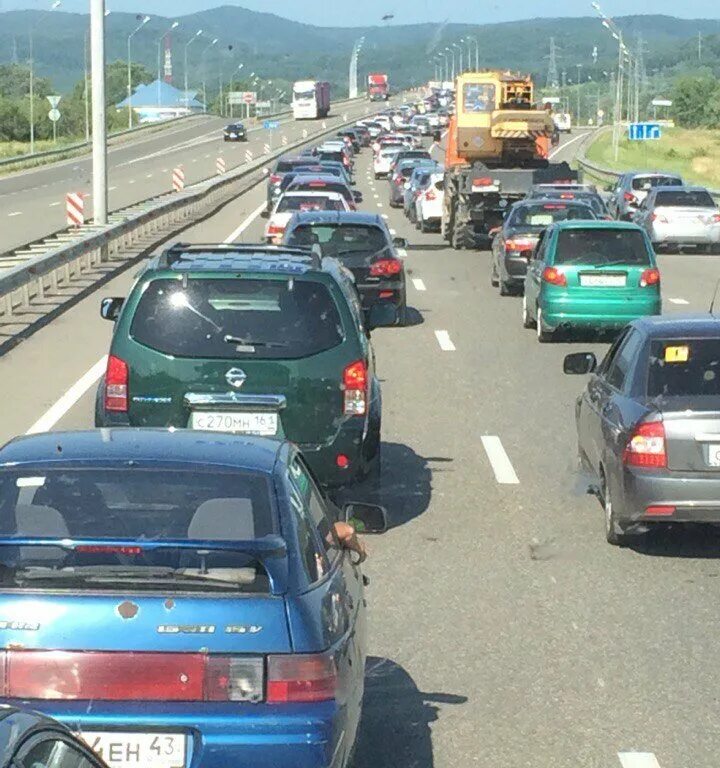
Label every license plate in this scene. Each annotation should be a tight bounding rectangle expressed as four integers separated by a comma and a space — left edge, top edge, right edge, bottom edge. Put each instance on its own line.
191, 411, 278, 435
78, 732, 186, 768
707, 444, 720, 467
580, 274, 626, 287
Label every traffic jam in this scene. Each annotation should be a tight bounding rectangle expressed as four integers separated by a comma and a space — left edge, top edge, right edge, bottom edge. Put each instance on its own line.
2, 72, 720, 768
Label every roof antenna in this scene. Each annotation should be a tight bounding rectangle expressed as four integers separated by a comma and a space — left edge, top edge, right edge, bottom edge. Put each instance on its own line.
710, 278, 720, 315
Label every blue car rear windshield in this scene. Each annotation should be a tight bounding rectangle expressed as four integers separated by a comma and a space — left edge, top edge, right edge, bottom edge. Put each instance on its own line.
554, 229, 652, 266
0, 468, 274, 592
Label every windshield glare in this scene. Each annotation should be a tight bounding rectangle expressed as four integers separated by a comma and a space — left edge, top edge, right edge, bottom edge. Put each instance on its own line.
508, 204, 596, 229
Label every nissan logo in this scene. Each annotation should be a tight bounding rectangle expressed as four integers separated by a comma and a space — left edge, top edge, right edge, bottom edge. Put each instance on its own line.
225, 368, 247, 388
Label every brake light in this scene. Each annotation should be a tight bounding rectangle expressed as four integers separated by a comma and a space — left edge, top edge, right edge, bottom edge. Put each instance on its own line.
623, 192, 636, 202
645, 505, 675, 517
640, 268, 660, 287
505, 238, 536, 252
712, 214, 720, 223
308, 181, 326, 187
343, 359, 367, 415
267, 653, 337, 703
370, 258, 402, 277
651, 213, 668, 224
425, 190, 437, 200
473, 177, 493, 186
269, 174, 281, 185
104, 355, 128, 412
542, 266, 567, 286
623, 421, 667, 468
0, 651, 264, 702
267, 224, 285, 235
395, 176, 405, 185
559, 193, 575, 199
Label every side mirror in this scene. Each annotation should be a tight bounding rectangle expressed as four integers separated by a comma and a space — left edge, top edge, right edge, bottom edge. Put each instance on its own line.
343, 502, 388, 534
563, 352, 597, 375
488, 226, 501, 237
100, 296, 124, 322
365, 302, 397, 330
392, 236, 408, 249
352, 190, 363, 203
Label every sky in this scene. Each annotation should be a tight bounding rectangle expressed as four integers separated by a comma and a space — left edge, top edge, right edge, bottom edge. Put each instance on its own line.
1, 0, 719, 26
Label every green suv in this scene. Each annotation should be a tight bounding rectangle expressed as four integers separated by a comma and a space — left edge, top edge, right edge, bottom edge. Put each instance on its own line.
96, 244, 392, 488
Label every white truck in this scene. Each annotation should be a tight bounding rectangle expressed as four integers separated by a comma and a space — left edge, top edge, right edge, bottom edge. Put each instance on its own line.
292, 80, 330, 120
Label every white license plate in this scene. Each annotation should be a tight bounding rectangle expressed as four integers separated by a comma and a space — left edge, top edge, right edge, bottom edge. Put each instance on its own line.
708, 444, 720, 467
191, 410, 278, 435
78, 732, 186, 768
580, 274, 627, 287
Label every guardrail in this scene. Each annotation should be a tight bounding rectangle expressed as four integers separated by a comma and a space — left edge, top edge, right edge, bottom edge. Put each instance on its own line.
0, 96, 375, 352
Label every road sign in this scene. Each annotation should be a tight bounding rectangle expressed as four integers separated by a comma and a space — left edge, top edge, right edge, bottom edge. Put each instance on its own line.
47, 95, 61, 109
628, 123, 662, 141
652, 98, 673, 107
228, 91, 257, 105
263, 119, 280, 130
256, 101, 271, 110
48, 109, 61, 123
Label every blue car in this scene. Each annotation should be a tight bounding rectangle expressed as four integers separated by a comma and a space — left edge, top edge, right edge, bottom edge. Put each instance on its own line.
0, 429, 386, 768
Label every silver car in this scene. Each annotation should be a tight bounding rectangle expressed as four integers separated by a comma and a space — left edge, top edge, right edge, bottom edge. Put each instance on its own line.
565, 315, 720, 545
608, 171, 684, 220
633, 186, 720, 251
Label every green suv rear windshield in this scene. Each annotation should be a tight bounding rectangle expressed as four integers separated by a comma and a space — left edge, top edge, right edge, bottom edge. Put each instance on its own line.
554, 228, 651, 266
130, 278, 343, 360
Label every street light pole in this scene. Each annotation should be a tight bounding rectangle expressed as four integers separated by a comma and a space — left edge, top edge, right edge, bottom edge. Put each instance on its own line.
91, 0, 107, 225
575, 63, 583, 124
200, 37, 218, 114
127, 14, 150, 129
157, 21, 179, 107
184, 29, 203, 108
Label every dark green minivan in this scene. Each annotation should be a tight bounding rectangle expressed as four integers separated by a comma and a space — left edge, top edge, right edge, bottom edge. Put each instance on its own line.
96, 244, 390, 488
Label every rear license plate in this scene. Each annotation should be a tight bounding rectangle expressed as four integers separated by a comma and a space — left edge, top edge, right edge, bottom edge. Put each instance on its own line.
191, 411, 278, 435
579, 273, 627, 287
78, 732, 186, 768
707, 444, 720, 467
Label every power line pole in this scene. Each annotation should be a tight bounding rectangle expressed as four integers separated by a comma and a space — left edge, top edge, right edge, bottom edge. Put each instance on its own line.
546, 37, 559, 90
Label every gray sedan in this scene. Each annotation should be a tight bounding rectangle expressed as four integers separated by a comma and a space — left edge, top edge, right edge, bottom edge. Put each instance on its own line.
607, 171, 683, 220
565, 315, 720, 545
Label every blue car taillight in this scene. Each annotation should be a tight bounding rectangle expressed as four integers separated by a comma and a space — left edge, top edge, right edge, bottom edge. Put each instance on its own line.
266, 652, 337, 703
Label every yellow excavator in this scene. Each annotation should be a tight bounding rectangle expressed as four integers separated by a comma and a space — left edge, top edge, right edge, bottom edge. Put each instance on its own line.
441, 70, 576, 249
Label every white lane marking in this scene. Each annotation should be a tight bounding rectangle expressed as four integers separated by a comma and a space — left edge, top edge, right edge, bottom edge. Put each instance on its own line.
26, 356, 108, 435
382, 214, 389, 219
162, 168, 169, 173
109, 186, 118, 191
192, 158, 198, 163
549, 131, 588, 159
373, 193, 379, 199
376, 202, 383, 208
618, 754, 661, 768
412, 278, 426, 291
669, 297, 689, 305
49, 202, 61, 207
145, 173, 153, 178
481, 435, 520, 485
396, 248, 407, 258
128, 179, 135, 184
8, 211, 22, 217
224, 201, 267, 243
389, 228, 397, 235
434, 330, 456, 351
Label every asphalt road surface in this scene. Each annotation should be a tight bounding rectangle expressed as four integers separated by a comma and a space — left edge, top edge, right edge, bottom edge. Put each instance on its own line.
0, 102, 366, 255
0, 131, 718, 768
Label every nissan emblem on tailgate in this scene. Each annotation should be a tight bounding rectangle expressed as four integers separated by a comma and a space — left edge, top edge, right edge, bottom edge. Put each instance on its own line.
226, 368, 247, 388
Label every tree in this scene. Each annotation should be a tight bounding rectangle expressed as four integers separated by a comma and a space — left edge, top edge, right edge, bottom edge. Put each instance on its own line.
104, 60, 154, 108
0, 64, 53, 100
671, 74, 720, 127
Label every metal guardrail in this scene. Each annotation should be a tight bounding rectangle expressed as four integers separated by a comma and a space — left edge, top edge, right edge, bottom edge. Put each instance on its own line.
0, 97, 373, 349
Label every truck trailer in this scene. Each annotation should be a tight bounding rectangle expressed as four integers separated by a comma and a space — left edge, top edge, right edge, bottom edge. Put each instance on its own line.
292, 80, 331, 119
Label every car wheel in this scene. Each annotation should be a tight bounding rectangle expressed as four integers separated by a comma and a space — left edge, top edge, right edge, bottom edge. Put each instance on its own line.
490, 263, 499, 287
395, 300, 407, 327
499, 279, 511, 296
602, 474, 627, 546
522, 294, 535, 329
536, 306, 552, 342
420, 218, 429, 233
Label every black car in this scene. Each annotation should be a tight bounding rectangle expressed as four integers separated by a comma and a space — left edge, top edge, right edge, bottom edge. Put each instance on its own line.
223, 122, 247, 141
283, 211, 409, 325
526, 187, 610, 220
0, 706, 110, 768
490, 199, 597, 295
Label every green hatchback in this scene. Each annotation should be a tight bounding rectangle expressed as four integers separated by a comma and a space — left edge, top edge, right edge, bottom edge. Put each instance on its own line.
522, 221, 661, 342
96, 244, 392, 488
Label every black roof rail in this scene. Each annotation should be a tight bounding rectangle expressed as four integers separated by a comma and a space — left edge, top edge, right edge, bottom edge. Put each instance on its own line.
158, 242, 322, 269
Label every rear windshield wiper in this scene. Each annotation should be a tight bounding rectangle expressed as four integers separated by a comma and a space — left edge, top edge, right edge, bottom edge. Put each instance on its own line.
591, 259, 638, 269
223, 335, 289, 348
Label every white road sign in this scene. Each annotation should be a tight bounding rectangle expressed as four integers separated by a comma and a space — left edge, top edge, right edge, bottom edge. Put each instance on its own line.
47, 95, 62, 109
48, 108, 61, 122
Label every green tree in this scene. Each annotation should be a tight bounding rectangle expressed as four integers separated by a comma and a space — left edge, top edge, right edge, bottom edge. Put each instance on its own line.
0, 64, 53, 100
104, 60, 154, 108
671, 75, 720, 127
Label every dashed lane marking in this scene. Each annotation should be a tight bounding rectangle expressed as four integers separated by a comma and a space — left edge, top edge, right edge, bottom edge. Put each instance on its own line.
618, 754, 661, 768
109, 186, 118, 191
434, 330, 456, 351
412, 278, 426, 291
376, 202, 383, 208
481, 435, 520, 485
49, 202, 60, 207
669, 297, 689, 305
8, 211, 22, 217
389, 228, 396, 235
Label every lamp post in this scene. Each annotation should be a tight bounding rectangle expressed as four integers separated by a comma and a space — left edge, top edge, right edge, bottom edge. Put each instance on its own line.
227, 63, 243, 118
90, 0, 108, 224
156, 21, 179, 107
467, 36, 479, 71
84, 9, 110, 143
127, 14, 150, 128
184, 29, 203, 108
28, 1, 61, 155
575, 63, 583, 124
454, 42, 463, 75
445, 47, 454, 81
200, 37, 218, 114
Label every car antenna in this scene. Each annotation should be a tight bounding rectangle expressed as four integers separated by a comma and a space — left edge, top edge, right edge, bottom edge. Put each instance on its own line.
710, 278, 720, 315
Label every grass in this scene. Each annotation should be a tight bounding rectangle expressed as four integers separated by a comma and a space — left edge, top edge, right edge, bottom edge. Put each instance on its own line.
0, 138, 82, 160
585, 127, 720, 191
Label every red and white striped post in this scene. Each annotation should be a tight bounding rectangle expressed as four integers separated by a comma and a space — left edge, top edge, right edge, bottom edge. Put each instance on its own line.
244, 149, 253, 163
66, 192, 85, 228
172, 167, 185, 192
216, 157, 226, 175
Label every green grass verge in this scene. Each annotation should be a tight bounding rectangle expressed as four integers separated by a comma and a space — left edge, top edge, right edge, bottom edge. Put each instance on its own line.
585, 127, 720, 190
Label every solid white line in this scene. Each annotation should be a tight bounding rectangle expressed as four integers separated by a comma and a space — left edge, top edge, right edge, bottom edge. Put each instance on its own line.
618, 753, 661, 768
26, 356, 108, 435
669, 297, 689, 305
549, 131, 588, 159
8, 211, 22, 217
224, 201, 267, 243
412, 278, 426, 291
434, 330, 455, 351
481, 435, 520, 485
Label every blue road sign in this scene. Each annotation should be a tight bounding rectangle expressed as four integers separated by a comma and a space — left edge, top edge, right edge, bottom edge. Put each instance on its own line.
263, 120, 280, 130
628, 122, 662, 141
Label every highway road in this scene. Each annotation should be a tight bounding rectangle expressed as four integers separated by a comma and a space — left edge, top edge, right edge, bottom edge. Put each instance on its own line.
0, 131, 719, 768
0, 102, 367, 255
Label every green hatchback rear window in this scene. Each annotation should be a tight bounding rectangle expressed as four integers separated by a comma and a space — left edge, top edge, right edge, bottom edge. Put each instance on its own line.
553, 229, 651, 266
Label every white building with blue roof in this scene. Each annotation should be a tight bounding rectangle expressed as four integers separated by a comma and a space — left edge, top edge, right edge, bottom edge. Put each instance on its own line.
116, 79, 205, 123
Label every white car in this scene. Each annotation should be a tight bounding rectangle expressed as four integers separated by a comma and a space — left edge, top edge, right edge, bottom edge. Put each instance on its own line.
265, 191, 350, 243
374, 115, 393, 132
426, 113, 441, 129
373, 147, 402, 179
415, 171, 445, 233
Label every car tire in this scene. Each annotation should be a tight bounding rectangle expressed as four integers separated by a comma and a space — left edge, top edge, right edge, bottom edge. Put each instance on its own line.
536, 306, 552, 342
499, 279, 511, 296
602, 474, 627, 546
522, 294, 535, 329
420, 218, 429, 233
490, 264, 499, 287
395, 300, 407, 327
